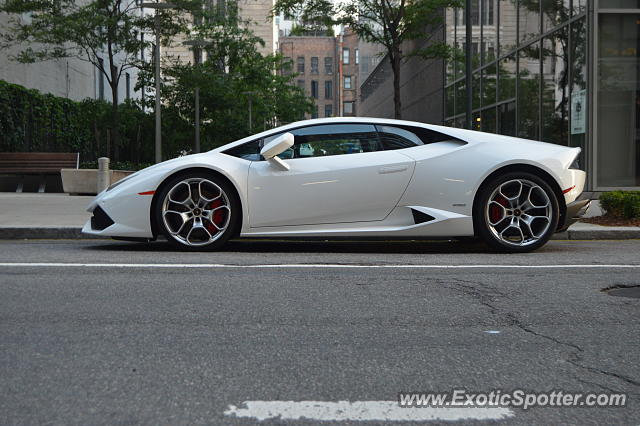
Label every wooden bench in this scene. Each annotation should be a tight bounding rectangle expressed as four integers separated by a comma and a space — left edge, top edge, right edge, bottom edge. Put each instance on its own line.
0, 152, 79, 192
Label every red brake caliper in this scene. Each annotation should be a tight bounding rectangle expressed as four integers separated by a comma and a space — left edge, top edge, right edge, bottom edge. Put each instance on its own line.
206, 199, 225, 233
490, 195, 508, 223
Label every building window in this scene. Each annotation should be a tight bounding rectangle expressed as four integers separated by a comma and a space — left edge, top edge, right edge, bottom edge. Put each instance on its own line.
597, 12, 640, 187
98, 58, 105, 100
460, 0, 480, 26
324, 57, 333, 74
482, 0, 494, 26
441, 4, 623, 191
311, 105, 318, 119
325, 104, 333, 117
311, 80, 319, 99
324, 80, 333, 99
311, 56, 319, 74
125, 73, 131, 100
282, 57, 293, 75
344, 75, 352, 89
297, 79, 305, 90
343, 101, 354, 115
343, 48, 350, 64
297, 56, 305, 73
355, 48, 359, 64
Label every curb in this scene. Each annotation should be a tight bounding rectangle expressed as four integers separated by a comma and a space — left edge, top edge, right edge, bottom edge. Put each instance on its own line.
0, 226, 639, 241
566, 228, 640, 240
550, 230, 640, 240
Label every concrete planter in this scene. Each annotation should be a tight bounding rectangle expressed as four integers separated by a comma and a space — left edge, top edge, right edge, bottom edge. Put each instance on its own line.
61, 169, 135, 195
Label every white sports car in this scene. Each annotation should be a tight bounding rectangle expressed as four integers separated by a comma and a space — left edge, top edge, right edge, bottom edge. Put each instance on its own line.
83, 117, 589, 252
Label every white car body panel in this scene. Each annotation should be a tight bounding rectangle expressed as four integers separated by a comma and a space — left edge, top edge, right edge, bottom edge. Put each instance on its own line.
82, 117, 587, 240
248, 150, 415, 227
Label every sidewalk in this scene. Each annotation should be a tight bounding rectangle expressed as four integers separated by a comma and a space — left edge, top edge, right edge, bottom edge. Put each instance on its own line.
0, 193, 639, 240
0, 193, 93, 239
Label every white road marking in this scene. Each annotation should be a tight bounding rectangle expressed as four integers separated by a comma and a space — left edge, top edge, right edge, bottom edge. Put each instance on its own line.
223, 400, 515, 422
0, 262, 639, 269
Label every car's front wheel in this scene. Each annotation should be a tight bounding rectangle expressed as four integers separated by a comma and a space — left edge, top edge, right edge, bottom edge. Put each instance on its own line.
475, 172, 559, 253
155, 172, 240, 250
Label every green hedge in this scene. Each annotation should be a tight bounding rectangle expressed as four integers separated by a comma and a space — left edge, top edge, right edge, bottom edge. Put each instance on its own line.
599, 191, 640, 219
0, 79, 160, 165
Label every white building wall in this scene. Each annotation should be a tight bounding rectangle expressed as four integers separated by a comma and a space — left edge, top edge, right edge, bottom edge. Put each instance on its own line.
238, 0, 277, 56
0, 9, 142, 103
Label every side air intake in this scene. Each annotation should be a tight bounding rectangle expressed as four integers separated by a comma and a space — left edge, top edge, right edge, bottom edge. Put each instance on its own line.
411, 209, 436, 224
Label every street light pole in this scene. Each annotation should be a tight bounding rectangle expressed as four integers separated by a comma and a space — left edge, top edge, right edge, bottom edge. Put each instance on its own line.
465, 0, 472, 130
141, 2, 176, 163
242, 91, 256, 133
194, 86, 200, 153
193, 47, 201, 153
248, 97, 252, 133
154, 12, 162, 162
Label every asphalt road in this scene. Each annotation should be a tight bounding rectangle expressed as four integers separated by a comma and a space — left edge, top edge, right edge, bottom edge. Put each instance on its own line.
0, 239, 638, 425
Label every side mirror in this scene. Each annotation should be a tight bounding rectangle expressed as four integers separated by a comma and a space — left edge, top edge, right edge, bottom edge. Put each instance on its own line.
260, 132, 294, 170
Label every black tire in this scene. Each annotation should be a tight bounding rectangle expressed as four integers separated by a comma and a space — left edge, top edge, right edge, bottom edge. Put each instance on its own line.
154, 171, 240, 251
474, 171, 559, 253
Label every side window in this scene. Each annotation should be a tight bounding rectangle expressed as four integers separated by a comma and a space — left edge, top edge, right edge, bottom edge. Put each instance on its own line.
290, 124, 381, 158
224, 132, 291, 161
408, 126, 460, 144
376, 124, 460, 149
223, 139, 264, 160
376, 125, 423, 149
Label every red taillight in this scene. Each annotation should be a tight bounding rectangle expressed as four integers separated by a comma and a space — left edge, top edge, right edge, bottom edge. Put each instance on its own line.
562, 186, 576, 194
138, 190, 155, 195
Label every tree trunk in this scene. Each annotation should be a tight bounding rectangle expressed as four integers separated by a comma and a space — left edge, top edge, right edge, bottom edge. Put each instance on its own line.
135, 124, 141, 164
106, 128, 111, 161
94, 120, 101, 160
390, 48, 402, 119
110, 81, 120, 160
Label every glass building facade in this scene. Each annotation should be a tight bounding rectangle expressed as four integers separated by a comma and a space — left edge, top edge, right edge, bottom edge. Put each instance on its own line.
444, 1, 640, 190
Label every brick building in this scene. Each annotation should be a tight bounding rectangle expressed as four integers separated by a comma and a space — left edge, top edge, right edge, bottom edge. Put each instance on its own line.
338, 27, 359, 117
279, 28, 360, 119
279, 35, 339, 119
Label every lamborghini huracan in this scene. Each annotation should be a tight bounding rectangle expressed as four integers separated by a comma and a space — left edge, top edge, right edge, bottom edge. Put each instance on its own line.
83, 118, 590, 252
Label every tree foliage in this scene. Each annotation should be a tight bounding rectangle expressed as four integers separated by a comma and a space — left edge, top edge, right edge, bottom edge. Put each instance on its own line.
0, 0, 197, 148
1, 0, 314, 159
274, 0, 462, 118
0, 78, 157, 163
136, 2, 314, 150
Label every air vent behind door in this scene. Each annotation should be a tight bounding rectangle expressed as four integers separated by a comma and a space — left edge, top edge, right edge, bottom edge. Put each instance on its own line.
411, 209, 436, 224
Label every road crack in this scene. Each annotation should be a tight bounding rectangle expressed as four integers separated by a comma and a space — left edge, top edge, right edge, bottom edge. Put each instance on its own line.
443, 277, 640, 392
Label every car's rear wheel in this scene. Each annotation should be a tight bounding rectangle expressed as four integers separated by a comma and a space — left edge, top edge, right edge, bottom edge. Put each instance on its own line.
155, 172, 239, 250
475, 172, 559, 253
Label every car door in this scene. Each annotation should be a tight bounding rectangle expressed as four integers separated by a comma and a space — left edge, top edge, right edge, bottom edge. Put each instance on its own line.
247, 123, 415, 228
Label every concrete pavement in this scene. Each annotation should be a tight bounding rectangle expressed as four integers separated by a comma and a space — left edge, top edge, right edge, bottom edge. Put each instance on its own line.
0, 192, 639, 240
0, 193, 92, 239
0, 239, 638, 425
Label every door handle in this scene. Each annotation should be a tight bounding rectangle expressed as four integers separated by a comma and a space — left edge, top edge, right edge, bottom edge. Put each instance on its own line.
378, 165, 408, 174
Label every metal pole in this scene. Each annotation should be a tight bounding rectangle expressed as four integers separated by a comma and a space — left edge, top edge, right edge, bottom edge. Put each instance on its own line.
194, 47, 201, 153
195, 87, 200, 153
465, 0, 472, 130
154, 12, 162, 163
241, 90, 256, 133
248, 96, 252, 133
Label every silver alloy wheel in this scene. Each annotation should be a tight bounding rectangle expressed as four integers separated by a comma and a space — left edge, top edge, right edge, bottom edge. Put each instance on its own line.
485, 178, 552, 247
161, 178, 231, 246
